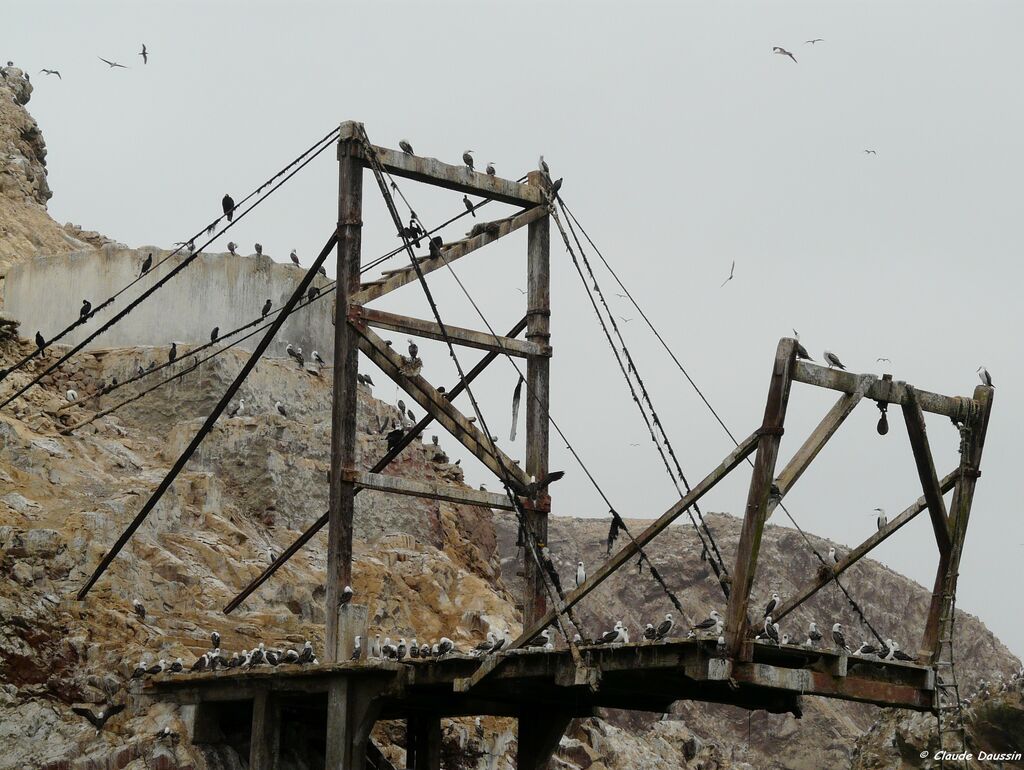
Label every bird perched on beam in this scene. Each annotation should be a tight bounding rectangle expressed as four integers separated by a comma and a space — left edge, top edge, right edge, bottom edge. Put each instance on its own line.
399, 139, 414, 155
140, 253, 153, 276
222, 194, 235, 222
805, 621, 823, 647
642, 623, 656, 641
210, 327, 219, 343
873, 507, 887, 531
828, 546, 840, 565
80, 299, 92, 321
832, 622, 850, 652
486, 161, 496, 176
792, 330, 813, 361
463, 195, 476, 218
763, 616, 780, 644
72, 703, 125, 735
261, 299, 272, 317
407, 340, 419, 360
35, 331, 45, 351
977, 366, 993, 386
40, 68, 61, 79
254, 243, 263, 256
290, 249, 300, 267
654, 613, 675, 641
763, 592, 780, 618
462, 150, 474, 171
576, 560, 586, 587
275, 401, 287, 417
508, 470, 565, 499
339, 585, 353, 605
227, 242, 237, 256
539, 155, 550, 175
824, 350, 845, 369
692, 610, 721, 632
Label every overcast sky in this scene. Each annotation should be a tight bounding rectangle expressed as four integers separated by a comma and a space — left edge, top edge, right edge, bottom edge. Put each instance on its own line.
8, 0, 1023, 658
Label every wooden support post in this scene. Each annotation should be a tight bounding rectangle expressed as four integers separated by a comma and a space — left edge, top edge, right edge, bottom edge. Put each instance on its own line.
524, 172, 551, 629
724, 339, 797, 659
901, 385, 953, 556
920, 385, 993, 660
250, 691, 280, 770
517, 709, 572, 770
326, 130, 363, 664
407, 714, 442, 770
325, 677, 381, 770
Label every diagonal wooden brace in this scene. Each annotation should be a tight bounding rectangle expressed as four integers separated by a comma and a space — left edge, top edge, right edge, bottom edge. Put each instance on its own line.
901, 385, 953, 556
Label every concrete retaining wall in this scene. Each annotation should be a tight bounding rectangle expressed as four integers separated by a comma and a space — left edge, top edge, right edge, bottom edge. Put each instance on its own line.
4, 244, 335, 361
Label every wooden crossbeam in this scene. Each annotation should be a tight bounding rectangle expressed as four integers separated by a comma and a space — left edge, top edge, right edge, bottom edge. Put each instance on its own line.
792, 361, 973, 420
342, 469, 516, 511
901, 385, 953, 556
353, 205, 548, 304
354, 324, 531, 490
339, 122, 544, 207
770, 469, 958, 624
767, 375, 876, 519
352, 307, 546, 359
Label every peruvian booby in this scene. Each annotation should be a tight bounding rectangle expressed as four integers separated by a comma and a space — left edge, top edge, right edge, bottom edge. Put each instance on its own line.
66, 389, 78, 402
772, 46, 797, 63
763, 593, 780, 619
72, 703, 125, 734
873, 507, 887, 531
147, 659, 165, 675
475, 716, 484, 738
763, 616, 780, 644
282, 648, 300, 665
313, 351, 325, 366
438, 637, 455, 656
473, 632, 496, 656
891, 642, 916, 662
781, 633, 791, 645
409, 639, 419, 658
642, 623, 656, 641
190, 654, 208, 672
486, 162, 496, 176
792, 330, 813, 361
462, 150, 474, 171
806, 621, 823, 646
399, 139, 414, 155
654, 613, 675, 641
828, 546, 839, 565
275, 401, 287, 417
823, 350, 846, 370
408, 340, 419, 360
832, 623, 850, 652
265, 649, 281, 666
854, 641, 876, 656
222, 194, 235, 222
227, 242, 237, 256
98, 56, 128, 69
396, 638, 407, 659
80, 299, 92, 320
692, 610, 721, 632
131, 659, 148, 679
248, 643, 266, 668
539, 156, 550, 175
339, 585, 354, 605
40, 68, 61, 79
977, 366, 993, 386
350, 638, 361, 661
169, 658, 184, 673
290, 249, 300, 267
132, 599, 146, 620
298, 640, 315, 664
576, 561, 586, 587
616, 621, 630, 644
370, 635, 382, 659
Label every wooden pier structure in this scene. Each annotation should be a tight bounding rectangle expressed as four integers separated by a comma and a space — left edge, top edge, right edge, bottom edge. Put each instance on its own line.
140, 121, 993, 768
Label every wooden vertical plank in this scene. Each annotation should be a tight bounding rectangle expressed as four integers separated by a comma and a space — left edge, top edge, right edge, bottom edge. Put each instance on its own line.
409, 715, 441, 770
920, 385, 993, 660
901, 385, 953, 556
517, 709, 572, 770
524, 172, 551, 629
724, 339, 797, 659
326, 677, 352, 769
249, 691, 279, 770
327, 131, 363, 664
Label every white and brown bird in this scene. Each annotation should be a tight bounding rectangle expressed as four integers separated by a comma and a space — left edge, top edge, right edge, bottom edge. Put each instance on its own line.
486, 161, 496, 176
763, 593, 780, 618
824, 350, 846, 369
805, 38, 824, 45
654, 613, 675, 641
575, 560, 586, 587
339, 585, 353, 605
832, 622, 850, 652
72, 703, 125, 735
275, 401, 287, 417
872, 507, 887, 531
977, 366, 993, 386
98, 56, 128, 69
772, 46, 797, 63
399, 139, 414, 155
462, 150, 474, 170
864, 149, 878, 155
132, 598, 146, 620
792, 330, 813, 361
290, 249, 300, 267
40, 69, 61, 79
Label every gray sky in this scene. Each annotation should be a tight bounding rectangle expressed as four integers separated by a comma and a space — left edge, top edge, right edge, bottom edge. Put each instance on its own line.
9, 0, 1023, 658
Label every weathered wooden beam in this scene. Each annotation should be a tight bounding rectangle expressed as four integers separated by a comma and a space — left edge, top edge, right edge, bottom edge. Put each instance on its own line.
792, 361, 973, 420
326, 134, 363, 665
352, 306, 546, 359
343, 469, 517, 511
249, 691, 280, 770
771, 469, 958, 624
337, 122, 544, 207
901, 385, 953, 556
921, 385, 993, 661
725, 339, 797, 659
354, 324, 531, 490
766, 375, 876, 519
353, 204, 548, 304
518, 709, 573, 770
508, 429, 760, 650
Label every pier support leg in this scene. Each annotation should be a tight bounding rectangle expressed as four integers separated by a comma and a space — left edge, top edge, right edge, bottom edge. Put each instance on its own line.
326, 677, 381, 770
407, 714, 442, 770
250, 691, 280, 770
517, 709, 571, 770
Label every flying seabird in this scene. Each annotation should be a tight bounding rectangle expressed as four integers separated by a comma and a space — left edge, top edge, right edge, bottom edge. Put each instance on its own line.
98, 56, 128, 68
462, 150, 474, 171
873, 507, 887, 531
261, 299, 272, 317
168, 342, 177, 363
805, 38, 824, 44
140, 253, 153, 276
823, 350, 846, 369
132, 599, 146, 619
720, 260, 735, 288
35, 331, 45, 350
576, 560, 586, 587
643, 623, 656, 641
864, 149, 877, 155
772, 46, 797, 63
339, 585, 354, 605
763, 617, 780, 644
399, 139, 414, 155
806, 622, 823, 646
222, 194, 235, 222
169, 658, 184, 673
139, 44, 148, 64
313, 350, 325, 366
408, 340, 418, 359
977, 366, 993, 386
486, 162, 496, 176
832, 623, 850, 652
255, 243, 263, 256
290, 249, 300, 267
40, 69, 61, 79
72, 703, 125, 734
763, 593, 780, 618
66, 389, 78, 402
792, 330, 813, 361
210, 327, 219, 343
654, 613, 675, 641
692, 610, 721, 632
275, 401, 287, 417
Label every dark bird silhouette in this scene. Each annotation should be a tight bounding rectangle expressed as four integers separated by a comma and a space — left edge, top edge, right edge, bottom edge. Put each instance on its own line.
720, 260, 735, 288
772, 46, 797, 63
227, 241, 237, 256
408, 340, 418, 359
509, 470, 565, 499
539, 155, 550, 175
222, 194, 235, 222
486, 161, 496, 176
98, 56, 128, 69
35, 331, 45, 350
864, 149, 877, 155
72, 704, 125, 735
463, 195, 476, 218
462, 150, 474, 171
307, 286, 320, 301
210, 327, 219, 343
340, 585, 354, 605
140, 253, 152, 276
261, 299, 272, 318
399, 139, 414, 155
290, 249, 300, 267
80, 299, 92, 320
168, 342, 177, 363
318, 265, 327, 277
805, 38, 824, 44
793, 330, 813, 361
139, 44, 148, 64
40, 69, 61, 79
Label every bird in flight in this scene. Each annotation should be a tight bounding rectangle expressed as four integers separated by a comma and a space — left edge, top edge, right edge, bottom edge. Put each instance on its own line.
864, 149, 877, 155
773, 47, 797, 63
619, 316, 633, 323
98, 56, 128, 69
39, 69, 61, 79
615, 292, 627, 299
876, 357, 891, 363
805, 39, 824, 45
139, 44, 148, 64
720, 260, 735, 287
